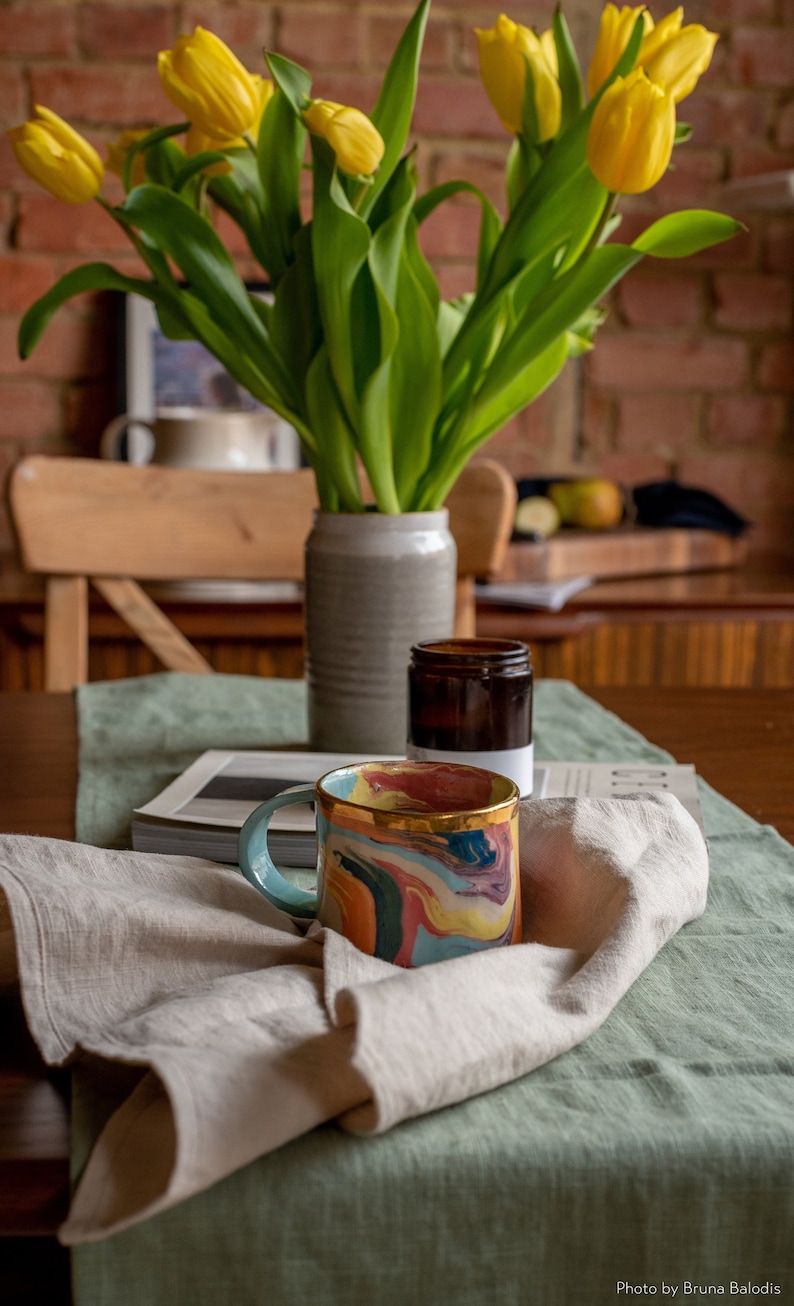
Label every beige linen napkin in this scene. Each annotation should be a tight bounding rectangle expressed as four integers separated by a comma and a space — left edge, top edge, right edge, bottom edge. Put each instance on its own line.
0, 792, 707, 1244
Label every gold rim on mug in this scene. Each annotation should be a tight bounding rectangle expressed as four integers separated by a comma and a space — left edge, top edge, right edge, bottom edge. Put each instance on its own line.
316, 761, 520, 832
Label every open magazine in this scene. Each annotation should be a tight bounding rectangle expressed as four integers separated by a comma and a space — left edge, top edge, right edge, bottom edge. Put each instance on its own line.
131, 750, 703, 866
474, 576, 593, 611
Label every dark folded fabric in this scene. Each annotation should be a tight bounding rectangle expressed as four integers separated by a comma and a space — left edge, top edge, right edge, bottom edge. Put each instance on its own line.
631, 480, 749, 536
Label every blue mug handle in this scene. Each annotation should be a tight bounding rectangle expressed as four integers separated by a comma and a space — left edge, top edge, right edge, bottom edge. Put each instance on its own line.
238, 784, 319, 918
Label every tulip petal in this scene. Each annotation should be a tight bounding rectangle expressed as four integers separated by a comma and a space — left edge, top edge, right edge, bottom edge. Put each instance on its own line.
639, 7, 684, 63
158, 27, 260, 139
644, 24, 718, 102
587, 4, 650, 98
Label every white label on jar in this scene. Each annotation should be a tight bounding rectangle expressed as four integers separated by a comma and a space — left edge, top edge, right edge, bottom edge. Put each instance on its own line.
405, 742, 535, 798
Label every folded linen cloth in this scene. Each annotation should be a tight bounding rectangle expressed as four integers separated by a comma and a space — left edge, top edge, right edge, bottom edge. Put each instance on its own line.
0, 791, 707, 1244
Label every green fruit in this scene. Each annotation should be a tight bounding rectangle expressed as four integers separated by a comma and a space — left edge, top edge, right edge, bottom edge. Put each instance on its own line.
548, 479, 624, 530
514, 496, 561, 538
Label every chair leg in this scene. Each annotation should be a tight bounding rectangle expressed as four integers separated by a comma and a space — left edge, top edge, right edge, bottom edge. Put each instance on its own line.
92, 577, 214, 675
453, 578, 476, 638
45, 576, 88, 691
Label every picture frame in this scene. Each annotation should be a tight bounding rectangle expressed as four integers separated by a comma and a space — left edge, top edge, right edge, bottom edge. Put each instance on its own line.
120, 289, 302, 470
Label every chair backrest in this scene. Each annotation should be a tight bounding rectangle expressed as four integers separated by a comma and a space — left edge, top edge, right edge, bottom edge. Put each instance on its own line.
7, 455, 516, 690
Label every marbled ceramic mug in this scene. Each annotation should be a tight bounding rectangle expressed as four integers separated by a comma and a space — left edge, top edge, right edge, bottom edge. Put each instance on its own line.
238, 760, 521, 968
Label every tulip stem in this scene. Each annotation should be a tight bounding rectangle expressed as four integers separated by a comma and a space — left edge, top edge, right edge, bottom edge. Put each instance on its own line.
587, 191, 617, 252
351, 179, 372, 212
196, 175, 210, 217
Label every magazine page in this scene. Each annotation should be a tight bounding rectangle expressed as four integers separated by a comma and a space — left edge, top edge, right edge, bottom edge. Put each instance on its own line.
134, 750, 405, 832
543, 761, 704, 832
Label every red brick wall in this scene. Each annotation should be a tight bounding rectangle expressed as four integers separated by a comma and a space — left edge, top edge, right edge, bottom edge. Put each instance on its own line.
0, 0, 792, 557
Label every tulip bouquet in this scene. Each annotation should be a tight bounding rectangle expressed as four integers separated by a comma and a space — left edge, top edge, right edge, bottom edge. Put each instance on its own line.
9, 1, 740, 514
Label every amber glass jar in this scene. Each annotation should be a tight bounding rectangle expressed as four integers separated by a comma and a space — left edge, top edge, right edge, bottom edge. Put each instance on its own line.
406, 638, 534, 796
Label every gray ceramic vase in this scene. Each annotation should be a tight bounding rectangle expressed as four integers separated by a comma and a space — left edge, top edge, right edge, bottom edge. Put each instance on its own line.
304, 509, 457, 753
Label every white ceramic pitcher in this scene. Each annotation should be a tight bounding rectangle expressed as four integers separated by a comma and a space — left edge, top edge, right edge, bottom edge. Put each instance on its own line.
100, 407, 292, 471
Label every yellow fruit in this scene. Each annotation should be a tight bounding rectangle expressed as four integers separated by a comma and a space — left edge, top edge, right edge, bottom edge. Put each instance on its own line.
548, 479, 624, 530
514, 496, 562, 538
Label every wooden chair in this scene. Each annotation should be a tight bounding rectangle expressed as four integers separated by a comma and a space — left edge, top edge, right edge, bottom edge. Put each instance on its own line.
7, 455, 516, 691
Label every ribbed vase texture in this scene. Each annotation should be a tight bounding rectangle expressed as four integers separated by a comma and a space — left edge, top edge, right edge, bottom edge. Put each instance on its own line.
305, 511, 457, 753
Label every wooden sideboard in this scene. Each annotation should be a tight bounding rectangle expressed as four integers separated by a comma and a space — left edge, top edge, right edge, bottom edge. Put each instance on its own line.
478, 557, 794, 687
1, 553, 793, 691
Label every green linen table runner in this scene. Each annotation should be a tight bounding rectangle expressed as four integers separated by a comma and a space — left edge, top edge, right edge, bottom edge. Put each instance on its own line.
72, 674, 794, 1305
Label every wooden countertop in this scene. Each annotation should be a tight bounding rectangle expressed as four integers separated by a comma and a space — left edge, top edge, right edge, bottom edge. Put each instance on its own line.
2, 551, 793, 614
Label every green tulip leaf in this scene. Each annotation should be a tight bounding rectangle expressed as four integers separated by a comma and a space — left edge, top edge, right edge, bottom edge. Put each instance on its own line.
208, 170, 273, 273
390, 252, 442, 508
257, 88, 305, 285
170, 152, 229, 192
416, 335, 567, 509
463, 334, 568, 454
475, 242, 642, 410
144, 136, 187, 188
310, 137, 371, 431
264, 51, 312, 118
633, 210, 745, 258
270, 224, 322, 403
173, 289, 307, 429
402, 214, 440, 319
566, 304, 607, 356
122, 121, 189, 192
357, 163, 420, 511
506, 136, 540, 211
305, 345, 364, 511
153, 301, 196, 341
553, 6, 584, 133
443, 213, 572, 420
368, 157, 415, 301
17, 263, 180, 359
479, 157, 606, 303
413, 180, 503, 294
360, 0, 430, 220
119, 184, 299, 408
436, 295, 473, 359
674, 122, 693, 144
520, 58, 541, 147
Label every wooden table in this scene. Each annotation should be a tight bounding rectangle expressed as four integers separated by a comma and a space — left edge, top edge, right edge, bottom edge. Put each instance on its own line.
3, 555, 794, 690
1, 686, 792, 1304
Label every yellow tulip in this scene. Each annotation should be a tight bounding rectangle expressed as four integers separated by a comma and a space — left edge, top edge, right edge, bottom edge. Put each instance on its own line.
158, 27, 261, 141
7, 105, 104, 204
302, 100, 385, 177
302, 99, 345, 137
540, 28, 559, 79
640, 10, 718, 102
185, 77, 274, 174
476, 14, 562, 141
638, 7, 684, 64
106, 129, 148, 188
587, 68, 675, 194
587, 4, 652, 98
